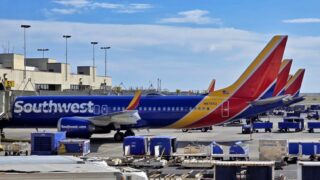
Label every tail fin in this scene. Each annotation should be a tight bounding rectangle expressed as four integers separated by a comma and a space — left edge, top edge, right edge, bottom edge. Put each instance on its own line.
284, 69, 305, 97
126, 90, 142, 110
207, 79, 216, 93
273, 59, 292, 96
211, 35, 287, 100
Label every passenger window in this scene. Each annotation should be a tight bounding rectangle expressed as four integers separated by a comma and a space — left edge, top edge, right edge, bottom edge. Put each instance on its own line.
158, 107, 161, 111
144, 107, 147, 111
153, 107, 156, 111
148, 107, 151, 111
163, 107, 166, 111
168, 107, 171, 111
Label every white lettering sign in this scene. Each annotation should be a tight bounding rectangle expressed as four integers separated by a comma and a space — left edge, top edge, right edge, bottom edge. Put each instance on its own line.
14, 100, 94, 114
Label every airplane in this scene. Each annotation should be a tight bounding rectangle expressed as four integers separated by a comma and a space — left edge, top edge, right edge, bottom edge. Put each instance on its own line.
3, 35, 288, 141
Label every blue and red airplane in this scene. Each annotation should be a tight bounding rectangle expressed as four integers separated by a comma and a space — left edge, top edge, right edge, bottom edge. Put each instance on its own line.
3, 35, 304, 141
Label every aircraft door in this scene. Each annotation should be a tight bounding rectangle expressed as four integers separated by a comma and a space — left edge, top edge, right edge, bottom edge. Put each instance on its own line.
221, 101, 229, 117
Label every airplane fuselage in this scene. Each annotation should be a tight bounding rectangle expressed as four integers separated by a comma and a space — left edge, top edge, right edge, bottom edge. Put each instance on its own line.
9, 94, 255, 129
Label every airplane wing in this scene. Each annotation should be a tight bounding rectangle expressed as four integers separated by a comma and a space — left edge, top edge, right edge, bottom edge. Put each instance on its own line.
88, 90, 142, 127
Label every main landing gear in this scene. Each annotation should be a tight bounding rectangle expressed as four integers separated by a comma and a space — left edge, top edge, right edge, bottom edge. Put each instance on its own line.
0, 128, 5, 139
114, 130, 135, 142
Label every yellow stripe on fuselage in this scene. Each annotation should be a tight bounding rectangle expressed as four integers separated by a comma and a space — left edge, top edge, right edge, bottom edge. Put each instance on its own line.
167, 36, 283, 128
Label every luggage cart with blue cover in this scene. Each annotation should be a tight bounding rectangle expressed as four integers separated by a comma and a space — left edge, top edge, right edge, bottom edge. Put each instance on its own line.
278, 117, 304, 132
285, 141, 320, 162
210, 141, 224, 160
307, 111, 319, 120
252, 121, 273, 132
229, 141, 249, 161
307, 122, 320, 133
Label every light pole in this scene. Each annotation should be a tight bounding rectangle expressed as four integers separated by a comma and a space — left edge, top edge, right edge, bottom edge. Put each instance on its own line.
91, 42, 98, 82
37, 48, 49, 58
21, 24, 31, 80
100, 46, 111, 82
63, 35, 71, 81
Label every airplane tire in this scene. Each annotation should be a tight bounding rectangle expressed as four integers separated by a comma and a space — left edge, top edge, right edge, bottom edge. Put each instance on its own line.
114, 132, 124, 142
124, 130, 135, 137
201, 128, 208, 132
182, 129, 188, 132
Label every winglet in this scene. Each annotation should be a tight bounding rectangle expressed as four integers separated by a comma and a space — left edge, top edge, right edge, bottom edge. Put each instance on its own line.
126, 90, 142, 110
207, 79, 216, 93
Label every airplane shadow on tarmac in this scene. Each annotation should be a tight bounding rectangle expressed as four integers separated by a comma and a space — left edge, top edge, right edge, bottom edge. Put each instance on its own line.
89, 137, 119, 153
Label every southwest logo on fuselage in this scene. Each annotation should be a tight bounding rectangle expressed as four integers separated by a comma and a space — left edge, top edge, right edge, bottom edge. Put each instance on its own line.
14, 100, 95, 114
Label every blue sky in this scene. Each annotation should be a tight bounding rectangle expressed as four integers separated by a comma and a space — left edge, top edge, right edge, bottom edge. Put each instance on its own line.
0, 0, 320, 92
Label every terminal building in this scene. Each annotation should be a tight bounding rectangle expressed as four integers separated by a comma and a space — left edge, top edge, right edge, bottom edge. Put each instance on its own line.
0, 53, 112, 91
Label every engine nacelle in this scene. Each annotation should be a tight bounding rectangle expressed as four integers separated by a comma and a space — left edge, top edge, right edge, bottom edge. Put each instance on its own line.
57, 117, 94, 138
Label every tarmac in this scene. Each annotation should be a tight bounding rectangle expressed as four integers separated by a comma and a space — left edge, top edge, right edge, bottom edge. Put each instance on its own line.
1, 116, 320, 179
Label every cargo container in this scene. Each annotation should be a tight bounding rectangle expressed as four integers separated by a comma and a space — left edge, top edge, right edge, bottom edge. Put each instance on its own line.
31, 132, 66, 155
259, 140, 288, 162
150, 136, 176, 157
213, 161, 275, 180
297, 161, 320, 180
123, 136, 148, 156
58, 139, 90, 156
